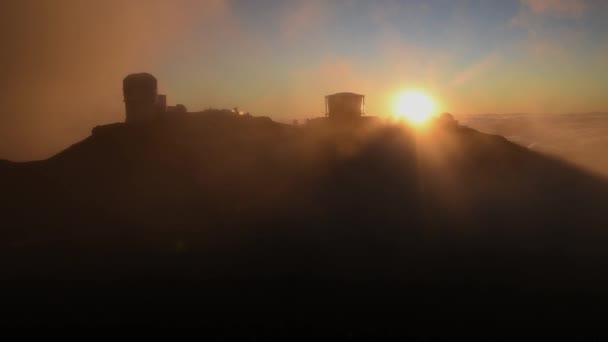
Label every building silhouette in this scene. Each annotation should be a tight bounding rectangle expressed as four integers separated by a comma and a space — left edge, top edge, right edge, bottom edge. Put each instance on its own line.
167, 104, 187, 114
307, 92, 376, 127
123, 73, 188, 123
437, 112, 458, 127
123, 73, 158, 123
325, 92, 365, 121
156, 94, 167, 115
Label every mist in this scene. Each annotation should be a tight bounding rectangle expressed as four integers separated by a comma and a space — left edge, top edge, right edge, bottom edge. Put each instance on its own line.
3, 0, 608, 332
1, 0, 607, 179
459, 113, 608, 177
0, 0, 228, 161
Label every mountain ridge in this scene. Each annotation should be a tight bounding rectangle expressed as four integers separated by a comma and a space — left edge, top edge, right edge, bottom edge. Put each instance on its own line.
3, 112, 608, 324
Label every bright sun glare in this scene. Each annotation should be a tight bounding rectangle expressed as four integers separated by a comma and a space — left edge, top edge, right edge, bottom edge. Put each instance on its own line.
393, 91, 437, 126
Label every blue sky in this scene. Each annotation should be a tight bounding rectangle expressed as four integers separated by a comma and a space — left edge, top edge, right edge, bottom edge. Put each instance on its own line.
1, 0, 608, 160
153, 0, 608, 118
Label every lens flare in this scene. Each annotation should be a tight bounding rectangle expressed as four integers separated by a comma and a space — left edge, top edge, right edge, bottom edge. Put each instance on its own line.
393, 91, 437, 126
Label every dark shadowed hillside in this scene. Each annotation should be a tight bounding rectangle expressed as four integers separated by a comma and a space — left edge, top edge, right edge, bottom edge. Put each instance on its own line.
2, 112, 608, 329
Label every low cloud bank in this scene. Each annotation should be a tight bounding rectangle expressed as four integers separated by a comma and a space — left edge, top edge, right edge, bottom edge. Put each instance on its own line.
459, 113, 608, 177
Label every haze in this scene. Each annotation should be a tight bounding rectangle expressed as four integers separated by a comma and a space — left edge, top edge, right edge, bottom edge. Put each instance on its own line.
1, 0, 608, 162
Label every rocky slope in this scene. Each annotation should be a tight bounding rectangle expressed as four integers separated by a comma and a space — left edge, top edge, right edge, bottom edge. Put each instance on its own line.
2, 111, 608, 326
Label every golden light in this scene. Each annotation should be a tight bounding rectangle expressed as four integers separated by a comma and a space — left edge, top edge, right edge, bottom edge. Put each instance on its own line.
393, 90, 437, 126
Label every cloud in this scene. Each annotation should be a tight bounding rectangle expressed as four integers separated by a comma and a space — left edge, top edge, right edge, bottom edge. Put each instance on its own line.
510, 0, 589, 61
521, 0, 587, 18
527, 26, 586, 61
512, 0, 587, 28
280, 0, 329, 41
512, 0, 587, 29
451, 53, 502, 87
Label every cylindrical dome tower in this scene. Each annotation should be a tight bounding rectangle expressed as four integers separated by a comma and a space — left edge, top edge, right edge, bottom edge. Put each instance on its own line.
325, 92, 365, 121
123, 73, 158, 123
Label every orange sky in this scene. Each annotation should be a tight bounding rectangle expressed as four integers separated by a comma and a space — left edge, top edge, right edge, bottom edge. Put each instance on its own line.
1, 0, 607, 160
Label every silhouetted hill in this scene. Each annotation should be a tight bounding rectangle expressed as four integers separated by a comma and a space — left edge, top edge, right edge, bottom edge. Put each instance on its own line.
2, 112, 608, 328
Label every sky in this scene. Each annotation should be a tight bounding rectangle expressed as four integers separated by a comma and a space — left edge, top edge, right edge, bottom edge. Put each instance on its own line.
1, 0, 608, 160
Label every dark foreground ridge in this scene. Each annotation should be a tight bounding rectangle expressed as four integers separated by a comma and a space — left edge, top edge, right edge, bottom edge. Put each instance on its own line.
2, 111, 608, 330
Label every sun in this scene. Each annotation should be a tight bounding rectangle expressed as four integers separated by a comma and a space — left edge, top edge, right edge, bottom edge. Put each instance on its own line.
393, 91, 437, 126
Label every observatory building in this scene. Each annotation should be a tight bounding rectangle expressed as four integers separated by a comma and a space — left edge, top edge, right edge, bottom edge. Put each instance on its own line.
307, 92, 376, 127
122, 73, 187, 123
437, 112, 458, 127
325, 92, 365, 121
123, 73, 158, 124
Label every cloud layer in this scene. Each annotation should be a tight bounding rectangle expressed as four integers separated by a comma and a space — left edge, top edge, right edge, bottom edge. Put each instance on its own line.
521, 0, 586, 17
0, 0, 607, 161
